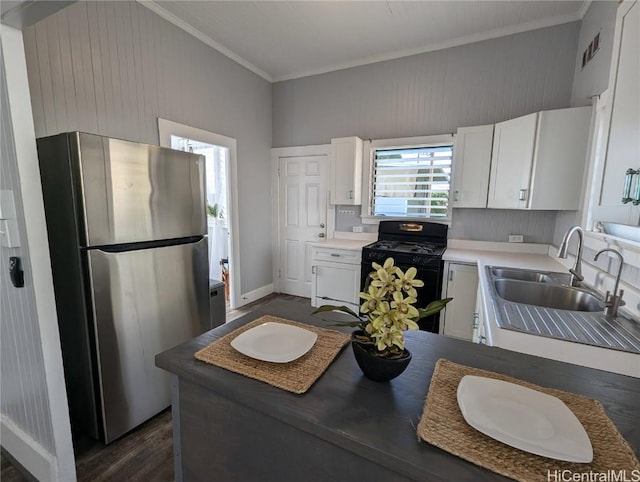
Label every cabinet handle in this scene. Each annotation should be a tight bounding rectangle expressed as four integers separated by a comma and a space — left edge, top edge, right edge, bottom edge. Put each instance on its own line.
622, 168, 637, 204
518, 189, 527, 201
330, 253, 340, 257
449, 270, 454, 282
453, 190, 460, 202
472, 312, 478, 329
634, 173, 640, 206
349, 190, 353, 200
312, 266, 316, 274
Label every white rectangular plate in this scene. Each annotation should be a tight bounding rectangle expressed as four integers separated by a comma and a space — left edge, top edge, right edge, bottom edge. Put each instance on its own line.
230, 322, 318, 363
457, 375, 593, 463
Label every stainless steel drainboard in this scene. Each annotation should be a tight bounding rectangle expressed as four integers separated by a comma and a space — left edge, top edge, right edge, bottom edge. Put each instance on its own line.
486, 266, 640, 354
494, 302, 640, 354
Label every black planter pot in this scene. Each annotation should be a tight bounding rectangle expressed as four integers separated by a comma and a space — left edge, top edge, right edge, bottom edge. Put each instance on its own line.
351, 333, 412, 382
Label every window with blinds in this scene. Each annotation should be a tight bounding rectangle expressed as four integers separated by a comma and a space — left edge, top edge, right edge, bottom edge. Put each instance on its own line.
372, 145, 453, 218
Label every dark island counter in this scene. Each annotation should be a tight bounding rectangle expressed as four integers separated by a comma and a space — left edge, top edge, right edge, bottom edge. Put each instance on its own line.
156, 299, 640, 481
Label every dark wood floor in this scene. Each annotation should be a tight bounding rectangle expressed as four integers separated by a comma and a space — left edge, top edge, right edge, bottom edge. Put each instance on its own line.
1, 293, 310, 481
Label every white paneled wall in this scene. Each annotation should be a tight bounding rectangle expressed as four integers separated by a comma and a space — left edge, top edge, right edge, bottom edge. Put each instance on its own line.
274, 21, 580, 242
272, 22, 580, 147
450, 209, 558, 244
1, 50, 54, 460
570, 0, 618, 106
22, 0, 273, 295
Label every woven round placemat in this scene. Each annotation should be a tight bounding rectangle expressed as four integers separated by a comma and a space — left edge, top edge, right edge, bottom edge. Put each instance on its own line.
417, 359, 640, 482
194, 315, 351, 394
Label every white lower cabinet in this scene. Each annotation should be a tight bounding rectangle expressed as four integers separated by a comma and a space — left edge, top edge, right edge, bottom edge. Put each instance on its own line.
441, 262, 479, 341
311, 246, 362, 312
472, 283, 489, 345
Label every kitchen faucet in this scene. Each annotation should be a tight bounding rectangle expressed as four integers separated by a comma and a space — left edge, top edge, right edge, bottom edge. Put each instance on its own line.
557, 225, 584, 287
594, 248, 626, 317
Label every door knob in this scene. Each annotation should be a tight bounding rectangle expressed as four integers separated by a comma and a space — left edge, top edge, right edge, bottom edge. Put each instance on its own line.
318, 233, 325, 238
320, 223, 325, 228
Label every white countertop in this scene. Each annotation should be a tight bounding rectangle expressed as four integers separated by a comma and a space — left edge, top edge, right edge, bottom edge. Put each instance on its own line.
309, 238, 372, 250
444, 242, 640, 378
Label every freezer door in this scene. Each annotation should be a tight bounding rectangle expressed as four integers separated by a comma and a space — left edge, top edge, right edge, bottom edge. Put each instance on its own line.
86, 237, 209, 443
73, 133, 206, 246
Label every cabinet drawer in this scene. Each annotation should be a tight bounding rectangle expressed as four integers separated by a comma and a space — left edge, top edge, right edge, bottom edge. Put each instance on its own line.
312, 248, 361, 264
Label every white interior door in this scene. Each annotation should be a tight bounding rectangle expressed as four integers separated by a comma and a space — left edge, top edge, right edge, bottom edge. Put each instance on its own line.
278, 155, 328, 297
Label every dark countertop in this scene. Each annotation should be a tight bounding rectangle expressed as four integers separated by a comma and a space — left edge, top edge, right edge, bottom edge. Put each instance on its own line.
156, 299, 640, 481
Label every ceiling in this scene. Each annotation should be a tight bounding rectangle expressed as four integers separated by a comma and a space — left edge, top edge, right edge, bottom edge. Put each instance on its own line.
143, 1, 591, 83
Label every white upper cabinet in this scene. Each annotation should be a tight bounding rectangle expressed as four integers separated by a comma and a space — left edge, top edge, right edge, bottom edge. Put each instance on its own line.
488, 107, 591, 210
451, 125, 494, 208
591, 1, 640, 226
330, 137, 363, 205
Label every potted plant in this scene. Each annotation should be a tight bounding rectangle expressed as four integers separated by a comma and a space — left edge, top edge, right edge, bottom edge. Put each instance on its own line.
314, 257, 451, 382
207, 203, 219, 219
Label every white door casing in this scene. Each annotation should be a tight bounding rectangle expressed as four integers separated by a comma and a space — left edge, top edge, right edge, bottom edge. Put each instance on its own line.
157, 118, 241, 309
272, 146, 330, 297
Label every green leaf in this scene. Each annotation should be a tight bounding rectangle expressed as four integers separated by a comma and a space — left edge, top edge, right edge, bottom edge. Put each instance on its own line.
416, 298, 453, 320
333, 321, 365, 328
312, 304, 361, 319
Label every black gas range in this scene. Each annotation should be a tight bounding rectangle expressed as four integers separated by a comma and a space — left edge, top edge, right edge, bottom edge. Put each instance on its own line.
361, 221, 448, 333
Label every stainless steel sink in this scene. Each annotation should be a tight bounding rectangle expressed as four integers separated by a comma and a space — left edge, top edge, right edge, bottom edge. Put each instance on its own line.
493, 279, 602, 312
485, 266, 639, 354
490, 268, 552, 283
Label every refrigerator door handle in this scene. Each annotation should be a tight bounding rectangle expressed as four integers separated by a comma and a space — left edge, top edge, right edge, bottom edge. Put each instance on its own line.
90, 235, 205, 253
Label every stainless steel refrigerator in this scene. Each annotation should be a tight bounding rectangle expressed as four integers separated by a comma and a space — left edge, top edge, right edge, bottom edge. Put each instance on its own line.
37, 132, 210, 443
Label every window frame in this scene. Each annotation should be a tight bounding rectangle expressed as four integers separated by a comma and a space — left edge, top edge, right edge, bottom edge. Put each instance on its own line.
361, 134, 455, 225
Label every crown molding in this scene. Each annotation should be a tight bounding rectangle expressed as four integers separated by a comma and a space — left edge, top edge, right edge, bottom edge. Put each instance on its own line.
137, 0, 272, 82
578, 1, 593, 20
273, 12, 582, 82
138, 1, 583, 84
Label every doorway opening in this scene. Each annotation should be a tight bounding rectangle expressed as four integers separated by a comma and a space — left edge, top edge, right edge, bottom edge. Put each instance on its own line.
158, 119, 240, 311
171, 137, 229, 297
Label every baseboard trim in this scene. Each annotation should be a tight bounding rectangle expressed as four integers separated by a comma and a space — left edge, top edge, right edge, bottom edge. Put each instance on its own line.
237, 283, 274, 308
0, 415, 56, 482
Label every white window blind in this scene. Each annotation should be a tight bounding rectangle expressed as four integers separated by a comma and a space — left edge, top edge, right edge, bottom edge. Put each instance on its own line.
372, 145, 452, 218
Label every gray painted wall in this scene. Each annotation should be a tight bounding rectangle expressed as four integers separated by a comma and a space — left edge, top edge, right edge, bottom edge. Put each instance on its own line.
570, 1, 618, 106
0, 56, 55, 453
273, 22, 580, 147
22, 0, 273, 294
450, 209, 557, 244
276, 22, 580, 238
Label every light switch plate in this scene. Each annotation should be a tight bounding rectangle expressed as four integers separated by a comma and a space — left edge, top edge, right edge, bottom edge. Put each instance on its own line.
1, 219, 21, 248
0, 190, 17, 220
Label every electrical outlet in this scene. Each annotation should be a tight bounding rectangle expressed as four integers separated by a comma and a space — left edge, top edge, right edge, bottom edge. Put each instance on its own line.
509, 234, 524, 243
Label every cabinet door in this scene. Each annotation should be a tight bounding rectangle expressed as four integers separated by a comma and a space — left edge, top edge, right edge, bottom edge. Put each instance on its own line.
487, 113, 537, 209
330, 137, 363, 205
314, 263, 361, 309
594, 2, 640, 225
529, 107, 591, 210
473, 283, 489, 345
451, 125, 494, 208
442, 263, 479, 341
